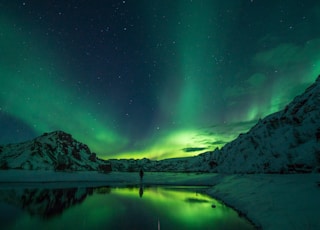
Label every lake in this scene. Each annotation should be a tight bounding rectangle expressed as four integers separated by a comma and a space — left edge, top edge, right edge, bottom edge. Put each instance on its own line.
0, 184, 255, 229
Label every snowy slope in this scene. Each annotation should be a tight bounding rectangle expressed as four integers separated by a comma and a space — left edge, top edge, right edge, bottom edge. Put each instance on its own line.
202, 75, 320, 173
0, 131, 111, 172
111, 75, 320, 173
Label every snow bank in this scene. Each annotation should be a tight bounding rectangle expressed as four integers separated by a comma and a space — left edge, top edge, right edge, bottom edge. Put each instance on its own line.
0, 170, 219, 186
208, 174, 320, 230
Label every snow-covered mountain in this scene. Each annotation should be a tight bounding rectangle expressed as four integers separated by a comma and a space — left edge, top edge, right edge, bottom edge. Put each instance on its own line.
200, 75, 320, 173
1, 76, 320, 174
0, 131, 112, 172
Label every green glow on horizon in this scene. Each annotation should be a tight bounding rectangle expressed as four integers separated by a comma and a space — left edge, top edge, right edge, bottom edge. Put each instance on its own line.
109, 130, 208, 160
109, 128, 235, 160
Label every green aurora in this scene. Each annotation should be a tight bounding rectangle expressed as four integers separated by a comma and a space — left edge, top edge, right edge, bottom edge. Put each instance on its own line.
1, 1, 320, 159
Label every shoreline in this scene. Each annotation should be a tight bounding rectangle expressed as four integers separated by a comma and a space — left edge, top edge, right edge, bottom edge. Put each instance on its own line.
0, 170, 319, 229
207, 174, 320, 230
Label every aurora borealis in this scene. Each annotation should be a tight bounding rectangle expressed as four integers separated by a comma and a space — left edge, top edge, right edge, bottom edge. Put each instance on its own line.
1, 0, 320, 159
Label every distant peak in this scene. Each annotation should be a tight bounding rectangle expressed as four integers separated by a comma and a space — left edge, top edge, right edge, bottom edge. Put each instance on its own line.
40, 131, 73, 141
42, 130, 70, 136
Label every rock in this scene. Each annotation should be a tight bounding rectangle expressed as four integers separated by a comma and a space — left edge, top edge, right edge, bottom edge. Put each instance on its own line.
98, 164, 112, 173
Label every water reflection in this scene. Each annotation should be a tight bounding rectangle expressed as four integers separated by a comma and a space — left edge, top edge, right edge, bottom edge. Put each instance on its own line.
0, 187, 93, 219
139, 184, 144, 198
0, 185, 255, 230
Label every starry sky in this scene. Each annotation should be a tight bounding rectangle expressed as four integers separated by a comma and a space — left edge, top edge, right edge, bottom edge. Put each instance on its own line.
1, 0, 320, 160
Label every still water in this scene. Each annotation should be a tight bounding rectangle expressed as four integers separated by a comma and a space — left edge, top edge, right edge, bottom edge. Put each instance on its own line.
0, 185, 255, 229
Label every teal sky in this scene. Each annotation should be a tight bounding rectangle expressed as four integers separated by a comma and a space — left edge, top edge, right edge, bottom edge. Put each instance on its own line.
1, 0, 320, 159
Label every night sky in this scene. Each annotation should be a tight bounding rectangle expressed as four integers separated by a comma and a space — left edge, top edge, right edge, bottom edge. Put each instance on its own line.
1, 0, 320, 160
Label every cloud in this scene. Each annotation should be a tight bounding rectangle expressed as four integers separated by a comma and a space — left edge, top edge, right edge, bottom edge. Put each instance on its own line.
254, 43, 301, 67
223, 72, 266, 101
254, 38, 320, 68
196, 119, 258, 150
210, 140, 228, 145
224, 73, 267, 100
182, 147, 207, 152
208, 120, 258, 136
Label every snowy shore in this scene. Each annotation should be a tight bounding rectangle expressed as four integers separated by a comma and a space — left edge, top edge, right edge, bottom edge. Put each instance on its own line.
207, 173, 320, 230
0, 170, 319, 229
